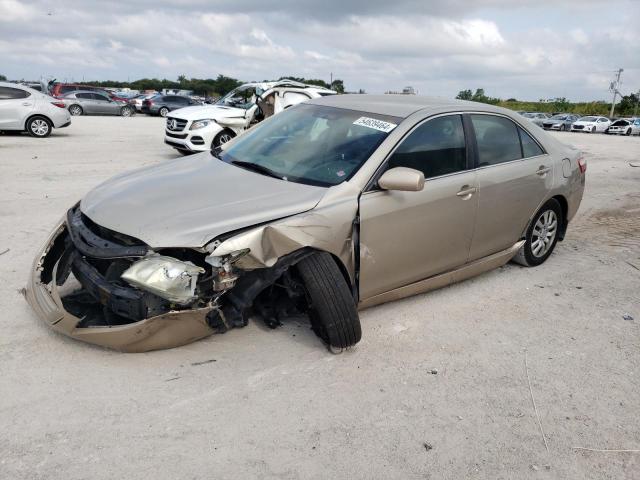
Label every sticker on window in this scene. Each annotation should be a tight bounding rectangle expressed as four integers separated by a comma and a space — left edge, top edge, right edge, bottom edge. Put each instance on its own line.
352, 117, 397, 133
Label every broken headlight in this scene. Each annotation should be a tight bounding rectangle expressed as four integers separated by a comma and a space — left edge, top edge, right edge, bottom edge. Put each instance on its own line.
121, 255, 205, 305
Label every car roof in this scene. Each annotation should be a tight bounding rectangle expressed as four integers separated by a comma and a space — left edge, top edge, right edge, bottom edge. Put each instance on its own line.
306, 94, 507, 119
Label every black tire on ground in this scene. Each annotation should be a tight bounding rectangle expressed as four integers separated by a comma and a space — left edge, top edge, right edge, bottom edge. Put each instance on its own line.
211, 130, 235, 149
69, 104, 83, 116
296, 252, 362, 349
512, 198, 563, 267
560, 124, 565, 131
626, 128, 631, 136
159, 107, 169, 117
26, 116, 52, 138
120, 106, 133, 117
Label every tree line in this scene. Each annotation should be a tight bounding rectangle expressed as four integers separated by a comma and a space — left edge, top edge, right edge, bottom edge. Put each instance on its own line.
456, 88, 640, 116
39, 74, 345, 97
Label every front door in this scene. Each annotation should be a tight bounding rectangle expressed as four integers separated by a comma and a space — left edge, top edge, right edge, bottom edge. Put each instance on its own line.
359, 114, 478, 300
467, 114, 553, 261
0, 86, 33, 129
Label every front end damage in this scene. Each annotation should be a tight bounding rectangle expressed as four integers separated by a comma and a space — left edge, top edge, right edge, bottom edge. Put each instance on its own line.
26, 202, 356, 352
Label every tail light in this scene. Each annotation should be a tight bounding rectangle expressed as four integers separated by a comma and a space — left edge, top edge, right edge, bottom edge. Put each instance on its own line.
51, 101, 66, 108
577, 157, 587, 174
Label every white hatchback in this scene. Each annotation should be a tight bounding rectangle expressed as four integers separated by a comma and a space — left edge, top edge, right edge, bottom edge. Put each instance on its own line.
164, 80, 335, 154
0, 82, 71, 137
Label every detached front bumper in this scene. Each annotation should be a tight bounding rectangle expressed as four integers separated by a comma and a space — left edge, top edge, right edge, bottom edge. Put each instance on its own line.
25, 220, 218, 352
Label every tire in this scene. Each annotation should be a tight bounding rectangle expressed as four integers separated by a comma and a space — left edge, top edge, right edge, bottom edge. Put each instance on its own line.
69, 104, 83, 116
212, 130, 235, 149
27, 116, 52, 138
626, 128, 631, 136
120, 106, 133, 117
159, 107, 169, 117
591, 126, 597, 133
512, 198, 563, 267
296, 252, 362, 350
560, 124, 565, 131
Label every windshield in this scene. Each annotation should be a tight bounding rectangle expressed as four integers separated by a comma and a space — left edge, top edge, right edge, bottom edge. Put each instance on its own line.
218, 104, 401, 187
216, 85, 258, 109
580, 116, 597, 122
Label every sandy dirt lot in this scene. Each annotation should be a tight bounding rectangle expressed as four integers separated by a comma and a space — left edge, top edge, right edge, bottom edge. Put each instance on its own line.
1, 116, 639, 479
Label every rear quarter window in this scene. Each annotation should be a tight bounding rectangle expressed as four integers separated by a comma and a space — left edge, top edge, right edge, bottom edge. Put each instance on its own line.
0, 87, 30, 99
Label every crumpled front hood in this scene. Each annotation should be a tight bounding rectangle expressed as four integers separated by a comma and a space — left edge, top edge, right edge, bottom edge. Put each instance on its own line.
80, 153, 327, 248
168, 105, 247, 121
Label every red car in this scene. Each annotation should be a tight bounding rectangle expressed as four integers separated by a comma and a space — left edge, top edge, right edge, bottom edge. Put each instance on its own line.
50, 84, 129, 102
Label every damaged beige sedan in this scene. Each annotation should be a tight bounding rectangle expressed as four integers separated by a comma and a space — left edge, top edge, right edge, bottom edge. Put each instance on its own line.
26, 95, 586, 352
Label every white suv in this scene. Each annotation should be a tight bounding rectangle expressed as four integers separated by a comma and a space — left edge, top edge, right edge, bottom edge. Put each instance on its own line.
0, 82, 71, 137
164, 80, 335, 154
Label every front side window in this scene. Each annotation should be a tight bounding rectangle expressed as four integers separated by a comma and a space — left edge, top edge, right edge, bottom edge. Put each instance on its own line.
387, 115, 466, 179
76, 93, 93, 100
92, 93, 109, 101
0, 87, 29, 99
218, 104, 401, 187
471, 115, 522, 166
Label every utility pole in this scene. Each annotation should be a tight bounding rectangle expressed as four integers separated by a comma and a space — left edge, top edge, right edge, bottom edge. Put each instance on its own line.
634, 89, 640, 117
330, 72, 333, 89
609, 68, 623, 118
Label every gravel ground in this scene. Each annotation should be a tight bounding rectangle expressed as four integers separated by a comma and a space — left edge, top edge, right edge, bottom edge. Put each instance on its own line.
1, 116, 639, 479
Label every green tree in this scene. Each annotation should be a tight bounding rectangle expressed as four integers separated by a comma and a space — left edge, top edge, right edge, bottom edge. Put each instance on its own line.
456, 89, 473, 100
0, 74, 6, 81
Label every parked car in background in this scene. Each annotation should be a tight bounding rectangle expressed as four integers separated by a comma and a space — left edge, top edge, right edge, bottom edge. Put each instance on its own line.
164, 80, 336, 154
0, 81, 70, 137
142, 94, 200, 116
62, 91, 135, 116
50, 83, 130, 102
631, 118, 640, 135
542, 114, 579, 131
605, 118, 636, 135
130, 93, 157, 112
522, 112, 551, 127
571, 116, 611, 133
26, 95, 586, 353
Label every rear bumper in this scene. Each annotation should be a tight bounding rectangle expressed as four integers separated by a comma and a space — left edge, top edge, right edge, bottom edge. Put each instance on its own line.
25, 219, 217, 352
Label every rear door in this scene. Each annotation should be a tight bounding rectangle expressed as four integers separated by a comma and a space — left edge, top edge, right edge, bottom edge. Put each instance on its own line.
359, 114, 478, 299
0, 86, 34, 129
467, 114, 552, 261
75, 93, 95, 114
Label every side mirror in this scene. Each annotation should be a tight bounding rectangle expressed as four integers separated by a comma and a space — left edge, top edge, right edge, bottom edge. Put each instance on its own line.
378, 167, 425, 192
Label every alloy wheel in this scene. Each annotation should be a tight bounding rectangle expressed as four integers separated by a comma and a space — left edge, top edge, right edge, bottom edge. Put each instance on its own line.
30, 119, 49, 136
219, 133, 232, 144
531, 210, 558, 258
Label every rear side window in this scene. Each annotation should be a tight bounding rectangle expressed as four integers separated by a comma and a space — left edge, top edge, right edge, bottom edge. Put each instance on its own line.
0, 87, 29, 99
177, 97, 190, 105
471, 115, 522, 166
518, 127, 544, 158
388, 115, 467, 179
76, 93, 93, 100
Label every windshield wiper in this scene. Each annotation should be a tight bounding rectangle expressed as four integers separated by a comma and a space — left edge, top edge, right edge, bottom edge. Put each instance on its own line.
231, 160, 285, 180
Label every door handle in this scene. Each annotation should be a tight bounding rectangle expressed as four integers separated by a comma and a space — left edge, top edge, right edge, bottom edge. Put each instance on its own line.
456, 186, 477, 198
536, 166, 551, 176
22, 102, 32, 106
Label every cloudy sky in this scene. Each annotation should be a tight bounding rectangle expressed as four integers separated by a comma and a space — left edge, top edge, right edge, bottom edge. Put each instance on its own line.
1, 0, 638, 101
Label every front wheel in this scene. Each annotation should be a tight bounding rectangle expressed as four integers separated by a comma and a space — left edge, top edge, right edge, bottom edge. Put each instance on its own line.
27, 116, 52, 138
69, 104, 83, 116
120, 106, 133, 117
560, 124, 566, 131
159, 107, 169, 117
512, 199, 563, 267
296, 252, 362, 350
591, 126, 597, 133
211, 130, 235, 149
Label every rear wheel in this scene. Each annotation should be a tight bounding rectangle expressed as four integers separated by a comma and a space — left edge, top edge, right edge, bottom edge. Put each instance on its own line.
69, 104, 83, 116
560, 124, 566, 131
513, 198, 562, 267
120, 106, 133, 117
591, 126, 597, 133
296, 252, 362, 350
27, 116, 52, 138
159, 107, 169, 117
